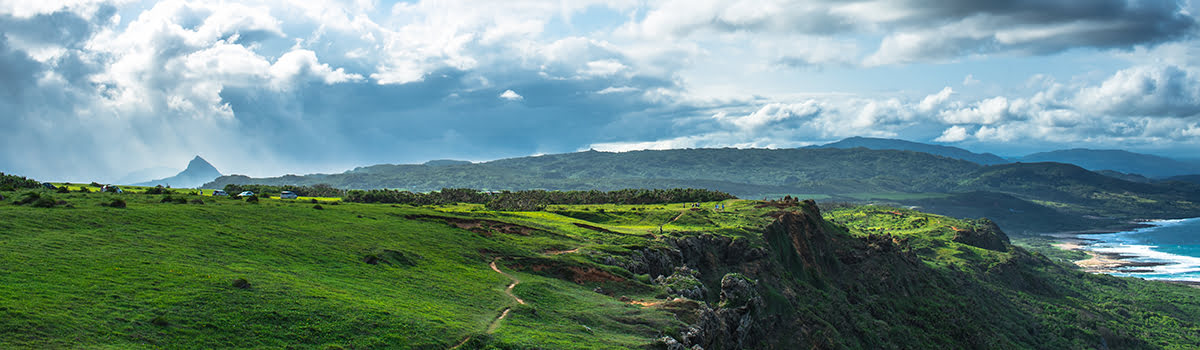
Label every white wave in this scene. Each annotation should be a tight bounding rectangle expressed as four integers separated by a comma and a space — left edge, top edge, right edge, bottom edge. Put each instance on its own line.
1089, 244, 1200, 275
1077, 217, 1200, 280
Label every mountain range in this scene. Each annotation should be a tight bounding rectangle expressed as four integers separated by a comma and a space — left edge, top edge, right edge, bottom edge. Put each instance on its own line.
809, 137, 1200, 178
203, 146, 1200, 234
1017, 149, 1200, 178
809, 136, 1009, 165
132, 156, 223, 188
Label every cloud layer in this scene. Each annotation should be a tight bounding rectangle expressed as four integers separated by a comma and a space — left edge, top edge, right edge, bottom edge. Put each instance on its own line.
1, 0, 1198, 182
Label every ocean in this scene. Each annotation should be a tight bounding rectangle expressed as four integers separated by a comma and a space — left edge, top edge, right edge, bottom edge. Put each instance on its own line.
1084, 217, 1200, 282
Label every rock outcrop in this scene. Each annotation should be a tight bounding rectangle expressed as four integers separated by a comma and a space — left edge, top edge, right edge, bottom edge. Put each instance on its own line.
951, 218, 1010, 252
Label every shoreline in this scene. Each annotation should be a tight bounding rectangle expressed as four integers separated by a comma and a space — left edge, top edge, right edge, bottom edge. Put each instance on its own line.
1051, 218, 1200, 286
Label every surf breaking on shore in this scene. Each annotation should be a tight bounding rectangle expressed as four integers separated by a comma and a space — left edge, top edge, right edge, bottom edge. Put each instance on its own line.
1054, 217, 1200, 285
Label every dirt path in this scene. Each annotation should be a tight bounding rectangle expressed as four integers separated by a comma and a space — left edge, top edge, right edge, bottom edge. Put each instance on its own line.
545, 248, 579, 255
449, 258, 527, 349
667, 211, 686, 225
483, 259, 525, 335
490, 259, 526, 305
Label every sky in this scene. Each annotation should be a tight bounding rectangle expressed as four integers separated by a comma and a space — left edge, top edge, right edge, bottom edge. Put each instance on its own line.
2, 0, 1200, 182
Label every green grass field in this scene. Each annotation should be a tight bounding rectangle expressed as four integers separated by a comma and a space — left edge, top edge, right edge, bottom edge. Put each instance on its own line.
0, 189, 767, 348
3, 189, 1200, 349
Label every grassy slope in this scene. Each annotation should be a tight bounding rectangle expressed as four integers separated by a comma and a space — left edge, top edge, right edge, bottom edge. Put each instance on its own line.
2, 188, 1199, 349
0, 190, 734, 348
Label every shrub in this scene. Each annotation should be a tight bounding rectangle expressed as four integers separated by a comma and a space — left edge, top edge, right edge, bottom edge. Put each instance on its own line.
313, 204, 324, 210
77, 187, 90, 193
189, 199, 205, 205
231, 278, 251, 289
160, 196, 187, 204
0, 173, 40, 190
89, 182, 102, 187
31, 197, 58, 208
245, 195, 259, 203
106, 199, 127, 208
56, 186, 70, 194
13, 192, 40, 205
146, 185, 169, 195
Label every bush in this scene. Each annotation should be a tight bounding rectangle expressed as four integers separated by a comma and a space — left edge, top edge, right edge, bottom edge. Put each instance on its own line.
89, 182, 102, 187
146, 185, 169, 195
313, 204, 324, 210
161, 196, 187, 204
56, 186, 70, 194
13, 192, 40, 205
189, 199, 205, 205
0, 173, 40, 190
231, 278, 251, 289
31, 197, 58, 208
245, 195, 259, 203
106, 199, 127, 208
77, 187, 90, 193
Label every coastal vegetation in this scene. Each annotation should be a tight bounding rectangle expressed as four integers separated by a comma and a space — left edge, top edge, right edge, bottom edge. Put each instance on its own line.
205, 148, 1200, 234
2, 180, 1199, 348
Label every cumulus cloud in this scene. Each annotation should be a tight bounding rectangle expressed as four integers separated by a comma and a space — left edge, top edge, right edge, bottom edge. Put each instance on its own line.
499, 89, 523, 101
4, 0, 1200, 182
934, 125, 970, 142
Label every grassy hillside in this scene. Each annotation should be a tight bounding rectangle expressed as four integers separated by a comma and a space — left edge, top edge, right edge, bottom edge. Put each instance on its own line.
207, 148, 982, 195
812, 136, 1009, 165
1019, 149, 1200, 178
953, 162, 1200, 219
3, 188, 1200, 349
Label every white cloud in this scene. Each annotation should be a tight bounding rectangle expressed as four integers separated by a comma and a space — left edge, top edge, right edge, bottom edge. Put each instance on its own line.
934, 125, 970, 142
940, 96, 1011, 125
597, 86, 637, 94
581, 59, 627, 76
918, 87, 954, 113
269, 49, 364, 88
499, 89, 523, 101
962, 74, 979, 86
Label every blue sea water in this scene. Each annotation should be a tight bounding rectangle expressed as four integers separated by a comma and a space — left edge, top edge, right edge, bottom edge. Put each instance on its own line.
1084, 217, 1200, 281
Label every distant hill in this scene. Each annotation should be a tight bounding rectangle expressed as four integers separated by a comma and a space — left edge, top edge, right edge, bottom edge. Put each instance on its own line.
207, 148, 983, 195
1167, 174, 1200, 185
1018, 149, 1200, 178
1093, 170, 1154, 183
204, 148, 1200, 233
951, 162, 1200, 219
423, 159, 473, 167
811, 136, 1009, 165
134, 156, 222, 188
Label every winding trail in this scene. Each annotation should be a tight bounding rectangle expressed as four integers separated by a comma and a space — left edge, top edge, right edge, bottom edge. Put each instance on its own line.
545, 248, 579, 255
490, 259, 526, 306
449, 258, 527, 349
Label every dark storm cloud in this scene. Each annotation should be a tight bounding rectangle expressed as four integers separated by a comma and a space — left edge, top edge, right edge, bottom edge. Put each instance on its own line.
215, 66, 682, 166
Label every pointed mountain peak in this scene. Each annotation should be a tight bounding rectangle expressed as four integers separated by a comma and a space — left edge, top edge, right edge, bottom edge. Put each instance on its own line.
184, 156, 220, 175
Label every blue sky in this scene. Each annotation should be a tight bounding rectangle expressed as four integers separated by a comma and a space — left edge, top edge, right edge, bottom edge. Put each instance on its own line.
2, 0, 1200, 182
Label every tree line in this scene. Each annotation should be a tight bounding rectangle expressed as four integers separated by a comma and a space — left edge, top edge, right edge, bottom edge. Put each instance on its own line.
344, 188, 736, 211
0, 173, 41, 191
222, 183, 346, 198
